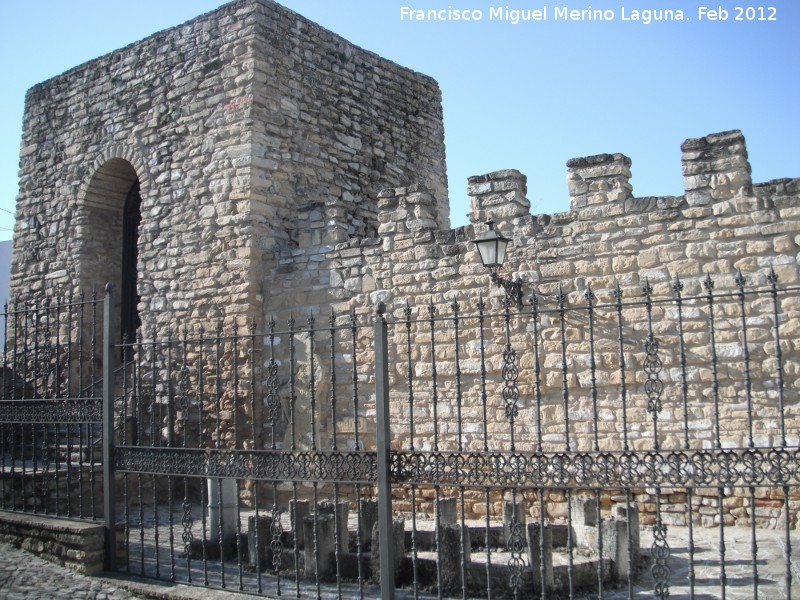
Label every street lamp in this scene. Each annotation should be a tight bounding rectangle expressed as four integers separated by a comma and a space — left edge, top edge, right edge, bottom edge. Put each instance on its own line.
472, 220, 523, 308
471, 219, 527, 589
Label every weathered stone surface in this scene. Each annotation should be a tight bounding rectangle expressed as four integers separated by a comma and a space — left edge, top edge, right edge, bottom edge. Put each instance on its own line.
526, 522, 554, 593
7, 0, 800, 534
11, 0, 449, 339
302, 513, 336, 578
438, 524, 471, 592
0, 510, 106, 575
370, 518, 405, 585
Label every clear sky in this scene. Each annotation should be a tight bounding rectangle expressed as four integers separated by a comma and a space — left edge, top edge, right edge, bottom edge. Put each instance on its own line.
0, 0, 797, 241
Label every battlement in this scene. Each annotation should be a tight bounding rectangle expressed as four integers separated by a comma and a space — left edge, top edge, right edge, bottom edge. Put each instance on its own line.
457, 130, 783, 231
681, 129, 753, 205
467, 169, 531, 224
358, 129, 798, 310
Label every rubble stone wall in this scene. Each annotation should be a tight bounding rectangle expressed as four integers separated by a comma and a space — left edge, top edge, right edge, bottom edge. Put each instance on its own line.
320, 130, 799, 525
328, 130, 800, 452
10, 0, 448, 336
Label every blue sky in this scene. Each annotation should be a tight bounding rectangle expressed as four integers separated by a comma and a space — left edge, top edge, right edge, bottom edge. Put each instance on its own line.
0, 0, 797, 240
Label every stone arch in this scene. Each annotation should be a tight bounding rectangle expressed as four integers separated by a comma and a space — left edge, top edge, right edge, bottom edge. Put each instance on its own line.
77, 149, 147, 345
77, 144, 151, 206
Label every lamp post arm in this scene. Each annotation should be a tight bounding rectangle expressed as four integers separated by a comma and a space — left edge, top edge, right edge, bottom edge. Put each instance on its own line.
490, 271, 524, 310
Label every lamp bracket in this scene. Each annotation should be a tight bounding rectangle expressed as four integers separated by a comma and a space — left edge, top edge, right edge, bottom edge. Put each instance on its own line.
490, 271, 524, 310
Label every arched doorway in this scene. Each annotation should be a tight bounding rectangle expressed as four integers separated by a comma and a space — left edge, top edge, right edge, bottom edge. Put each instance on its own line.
78, 158, 143, 347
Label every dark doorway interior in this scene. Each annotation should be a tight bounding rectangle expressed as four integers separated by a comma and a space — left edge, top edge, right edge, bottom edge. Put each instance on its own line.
121, 181, 142, 348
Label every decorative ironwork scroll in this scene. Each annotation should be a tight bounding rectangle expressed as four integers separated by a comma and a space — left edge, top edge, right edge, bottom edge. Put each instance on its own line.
507, 511, 526, 598
270, 504, 284, 576
389, 448, 799, 489
116, 447, 379, 484
651, 520, 671, 598
642, 280, 664, 416
181, 495, 194, 559
0, 398, 103, 423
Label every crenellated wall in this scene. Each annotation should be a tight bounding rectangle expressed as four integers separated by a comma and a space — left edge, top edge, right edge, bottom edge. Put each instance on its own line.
314, 128, 800, 456
319, 131, 796, 317
308, 129, 799, 524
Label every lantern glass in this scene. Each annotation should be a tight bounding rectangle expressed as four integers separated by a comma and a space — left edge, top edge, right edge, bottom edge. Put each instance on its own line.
473, 221, 510, 269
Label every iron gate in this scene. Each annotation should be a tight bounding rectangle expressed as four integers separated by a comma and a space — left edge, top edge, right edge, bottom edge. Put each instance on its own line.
1, 270, 799, 599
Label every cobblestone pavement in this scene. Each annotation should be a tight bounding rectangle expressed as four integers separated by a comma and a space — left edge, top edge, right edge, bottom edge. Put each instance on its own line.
1, 523, 798, 599
0, 542, 143, 599
0, 541, 241, 600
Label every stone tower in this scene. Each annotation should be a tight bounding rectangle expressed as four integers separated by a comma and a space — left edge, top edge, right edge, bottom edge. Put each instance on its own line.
11, 0, 448, 340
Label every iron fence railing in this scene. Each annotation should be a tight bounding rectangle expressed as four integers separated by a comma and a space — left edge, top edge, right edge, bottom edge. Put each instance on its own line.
0, 290, 104, 520
112, 307, 382, 598
379, 270, 799, 600
0, 271, 798, 600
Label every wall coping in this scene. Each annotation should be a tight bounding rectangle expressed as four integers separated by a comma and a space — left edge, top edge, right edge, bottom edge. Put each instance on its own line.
0, 510, 106, 575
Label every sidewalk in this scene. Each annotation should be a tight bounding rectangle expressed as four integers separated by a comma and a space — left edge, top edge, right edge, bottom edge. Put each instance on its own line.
0, 541, 140, 600
2, 523, 797, 599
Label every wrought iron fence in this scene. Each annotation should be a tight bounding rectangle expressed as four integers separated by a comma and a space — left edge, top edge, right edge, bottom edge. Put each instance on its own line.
381, 270, 800, 600
0, 270, 798, 600
0, 290, 104, 519
113, 310, 384, 598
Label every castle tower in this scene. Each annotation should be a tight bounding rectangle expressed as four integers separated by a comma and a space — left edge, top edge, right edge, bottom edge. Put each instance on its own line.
11, 0, 448, 339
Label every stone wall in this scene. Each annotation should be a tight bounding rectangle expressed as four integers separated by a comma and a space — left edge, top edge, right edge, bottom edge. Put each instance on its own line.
240, 126, 800, 459
311, 130, 799, 525
8, 0, 799, 527
334, 130, 798, 309
248, 2, 448, 318
0, 510, 107, 575
12, 0, 262, 337
334, 130, 799, 527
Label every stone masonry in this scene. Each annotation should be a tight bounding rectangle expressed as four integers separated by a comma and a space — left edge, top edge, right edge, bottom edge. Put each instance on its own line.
9, 0, 800, 528
325, 129, 800, 526
11, 0, 448, 336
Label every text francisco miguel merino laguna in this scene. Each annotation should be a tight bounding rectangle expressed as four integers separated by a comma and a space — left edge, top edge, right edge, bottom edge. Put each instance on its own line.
399, 5, 763, 24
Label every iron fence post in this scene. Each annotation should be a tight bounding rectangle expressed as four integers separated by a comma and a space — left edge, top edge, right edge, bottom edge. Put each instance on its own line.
374, 301, 395, 600
103, 283, 117, 571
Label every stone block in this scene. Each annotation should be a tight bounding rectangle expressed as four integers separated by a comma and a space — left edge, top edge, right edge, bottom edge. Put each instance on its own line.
438, 524, 471, 592
570, 494, 598, 549
611, 504, 641, 580
291, 499, 311, 549
436, 497, 457, 526
317, 501, 350, 552
371, 518, 405, 585
359, 498, 378, 547
550, 523, 571, 548
207, 478, 238, 546
526, 522, 554, 593
248, 514, 273, 571
302, 513, 336, 578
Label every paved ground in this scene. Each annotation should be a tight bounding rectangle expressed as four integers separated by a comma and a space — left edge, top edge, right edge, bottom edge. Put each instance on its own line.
1, 523, 797, 599
0, 541, 242, 600
0, 541, 141, 600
